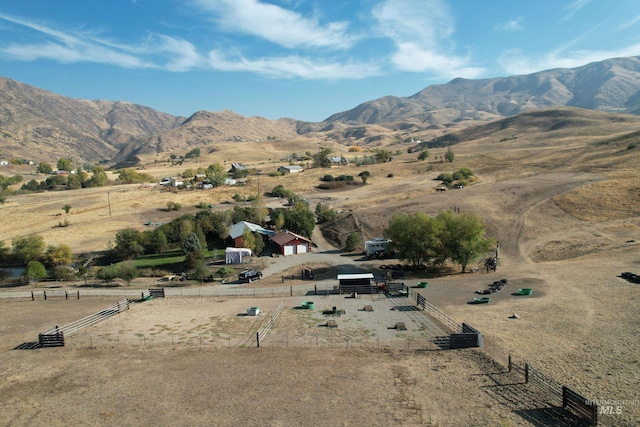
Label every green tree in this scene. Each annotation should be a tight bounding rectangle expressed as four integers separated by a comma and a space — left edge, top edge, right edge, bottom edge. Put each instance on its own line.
66, 173, 83, 189
146, 229, 168, 253
52, 265, 75, 281
284, 205, 316, 238
344, 232, 361, 252
254, 232, 265, 256
444, 147, 455, 163
384, 212, 443, 267
313, 147, 332, 168
274, 210, 285, 231
12, 235, 45, 264
62, 204, 72, 214
418, 150, 429, 161
206, 163, 227, 187
76, 265, 93, 286
242, 229, 257, 252
37, 162, 53, 174
114, 229, 144, 260
57, 158, 73, 172
117, 261, 139, 286
437, 211, 493, 273
117, 168, 155, 184
189, 258, 209, 282
25, 260, 47, 286
84, 166, 110, 187
96, 265, 119, 285
315, 202, 336, 224
358, 171, 371, 184
374, 149, 392, 163
183, 232, 203, 255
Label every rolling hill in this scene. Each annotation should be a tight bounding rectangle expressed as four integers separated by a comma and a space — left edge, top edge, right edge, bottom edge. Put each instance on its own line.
1, 56, 640, 165
324, 56, 640, 125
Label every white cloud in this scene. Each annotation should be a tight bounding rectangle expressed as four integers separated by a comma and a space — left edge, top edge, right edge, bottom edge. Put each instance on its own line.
0, 13, 206, 71
563, 0, 591, 21
207, 50, 381, 79
191, 0, 356, 49
498, 44, 640, 75
495, 18, 524, 33
618, 14, 640, 31
371, 0, 483, 78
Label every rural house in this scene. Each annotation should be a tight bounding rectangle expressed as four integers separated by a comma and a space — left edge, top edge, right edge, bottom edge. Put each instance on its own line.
278, 165, 303, 174
270, 230, 313, 255
228, 221, 275, 248
229, 163, 246, 174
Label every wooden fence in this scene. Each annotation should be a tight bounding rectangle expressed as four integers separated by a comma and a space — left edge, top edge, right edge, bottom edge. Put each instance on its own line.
256, 301, 285, 347
33, 290, 80, 301
38, 299, 130, 347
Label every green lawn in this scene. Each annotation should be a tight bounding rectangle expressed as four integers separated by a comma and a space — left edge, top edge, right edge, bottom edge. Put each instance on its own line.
132, 248, 224, 269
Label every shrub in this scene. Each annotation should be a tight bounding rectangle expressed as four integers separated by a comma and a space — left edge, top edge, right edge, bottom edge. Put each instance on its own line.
437, 172, 454, 183
318, 181, 347, 190
320, 174, 335, 182
628, 143, 637, 150
335, 175, 354, 182
344, 232, 361, 252
458, 167, 474, 178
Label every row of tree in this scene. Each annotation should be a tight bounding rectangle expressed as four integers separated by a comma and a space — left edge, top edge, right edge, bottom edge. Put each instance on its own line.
384, 210, 494, 272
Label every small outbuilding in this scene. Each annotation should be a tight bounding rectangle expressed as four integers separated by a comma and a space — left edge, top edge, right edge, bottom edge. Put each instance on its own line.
225, 247, 252, 264
270, 230, 313, 256
278, 165, 303, 174
337, 273, 377, 294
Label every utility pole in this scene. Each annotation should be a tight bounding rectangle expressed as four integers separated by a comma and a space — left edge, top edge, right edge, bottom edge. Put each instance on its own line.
107, 192, 112, 217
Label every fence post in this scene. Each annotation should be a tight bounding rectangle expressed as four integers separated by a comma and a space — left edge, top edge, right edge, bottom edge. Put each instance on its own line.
31, 291, 34, 301
44, 291, 47, 301
314, 284, 317, 295
65, 291, 68, 300
525, 363, 529, 383
77, 290, 80, 300
256, 332, 260, 348
290, 285, 292, 296
508, 355, 512, 372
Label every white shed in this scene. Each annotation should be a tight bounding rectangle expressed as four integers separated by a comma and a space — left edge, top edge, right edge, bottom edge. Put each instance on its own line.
225, 247, 252, 264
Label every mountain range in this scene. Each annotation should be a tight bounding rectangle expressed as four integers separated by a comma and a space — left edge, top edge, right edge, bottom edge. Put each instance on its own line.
0, 55, 639, 165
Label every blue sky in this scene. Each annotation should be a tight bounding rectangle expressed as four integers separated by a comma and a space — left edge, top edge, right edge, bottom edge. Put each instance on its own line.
0, 0, 639, 122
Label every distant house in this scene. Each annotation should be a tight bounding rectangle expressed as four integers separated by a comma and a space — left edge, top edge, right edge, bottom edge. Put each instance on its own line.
270, 230, 313, 256
328, 156, 348, 166
278, 165, 303, 174
229, 163, 246, 174
228, 221, 276, 248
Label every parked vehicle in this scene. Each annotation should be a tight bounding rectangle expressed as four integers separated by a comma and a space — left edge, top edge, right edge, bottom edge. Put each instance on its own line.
238, 269, 263, 283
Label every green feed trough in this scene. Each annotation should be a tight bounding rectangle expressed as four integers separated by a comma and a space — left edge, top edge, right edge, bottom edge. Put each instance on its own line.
417, 282, 429, 288
301, 301, 314, 309
473, 297, 491, 304
519, 288, 533, 295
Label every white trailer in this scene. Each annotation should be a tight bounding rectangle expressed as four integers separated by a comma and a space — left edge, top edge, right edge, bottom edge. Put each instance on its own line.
364, 238, 392, 258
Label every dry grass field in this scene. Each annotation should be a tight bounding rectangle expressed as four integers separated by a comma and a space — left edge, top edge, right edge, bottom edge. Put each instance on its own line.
1, 115, 639, 426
